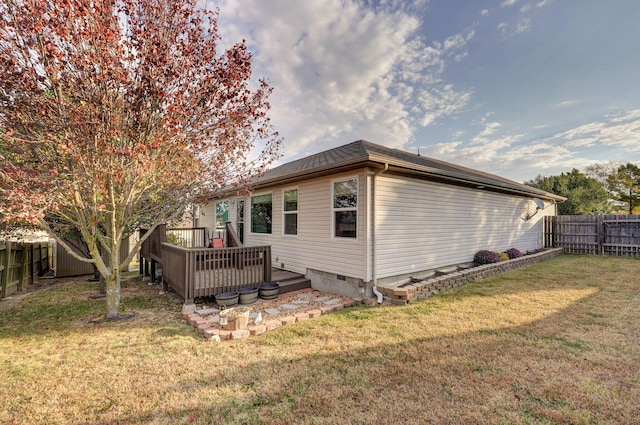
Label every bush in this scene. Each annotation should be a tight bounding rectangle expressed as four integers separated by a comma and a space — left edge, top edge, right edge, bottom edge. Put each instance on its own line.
505, 248, 524, 259
498, 252, 510, 261
474, 250, 501, 265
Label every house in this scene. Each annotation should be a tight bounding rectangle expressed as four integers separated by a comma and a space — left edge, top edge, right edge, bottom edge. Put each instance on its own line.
199, 140, 565, 300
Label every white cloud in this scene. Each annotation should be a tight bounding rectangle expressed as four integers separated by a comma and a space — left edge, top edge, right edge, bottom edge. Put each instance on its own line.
536, 0, 553, 8
418, 109, 640, 182
520, 4, 532, 13
515, 17, 532, 33
556, 100, 577, 107
496, 0, 554, 37
551, 110, 640, 151
480, 9, 489, 17
501, 0, 518, 7
472, 118, 502, 142
215, 0, 473, 158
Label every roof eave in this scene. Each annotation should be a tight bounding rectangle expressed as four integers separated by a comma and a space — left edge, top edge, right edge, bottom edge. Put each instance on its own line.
215, 150, 565, 203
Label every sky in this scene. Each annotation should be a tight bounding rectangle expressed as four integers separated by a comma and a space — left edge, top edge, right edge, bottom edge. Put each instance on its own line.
212, 0, 640, 183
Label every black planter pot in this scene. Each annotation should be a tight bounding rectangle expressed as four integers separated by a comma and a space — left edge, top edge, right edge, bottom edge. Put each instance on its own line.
215, 291, 239, 308
259, 282, 280, 300
238, 287, 259, 305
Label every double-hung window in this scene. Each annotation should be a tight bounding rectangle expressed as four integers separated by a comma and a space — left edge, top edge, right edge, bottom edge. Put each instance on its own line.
332, 178, 357, 239
283, 188, 298, 236
215, 201, 229, 234
251, 193, 272, 234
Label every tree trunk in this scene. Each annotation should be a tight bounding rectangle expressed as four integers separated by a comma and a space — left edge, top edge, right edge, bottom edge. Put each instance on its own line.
105, 272, 120, 319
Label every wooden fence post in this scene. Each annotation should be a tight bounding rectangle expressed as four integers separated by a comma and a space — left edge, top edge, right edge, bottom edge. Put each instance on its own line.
0, 243, 8, 299
597, 215, 603, 255
16, 243, 24, 291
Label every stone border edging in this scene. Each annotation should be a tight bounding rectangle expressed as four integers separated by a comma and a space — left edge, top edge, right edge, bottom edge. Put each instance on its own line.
378, 248, 564, 304
184, 298, 357, 342
184, 248, 564, 340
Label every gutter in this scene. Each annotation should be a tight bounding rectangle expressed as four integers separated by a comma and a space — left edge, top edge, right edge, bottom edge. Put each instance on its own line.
371, 163, 388, 303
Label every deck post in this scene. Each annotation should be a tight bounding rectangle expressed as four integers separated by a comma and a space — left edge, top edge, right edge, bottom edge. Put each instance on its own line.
263, 246, 272, 283
182, 249, 196, 313
181, 298, 196, 314
150, 260, 157, 283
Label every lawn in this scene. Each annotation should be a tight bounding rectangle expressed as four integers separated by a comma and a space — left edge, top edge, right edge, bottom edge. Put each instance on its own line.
1, 255, 639, 424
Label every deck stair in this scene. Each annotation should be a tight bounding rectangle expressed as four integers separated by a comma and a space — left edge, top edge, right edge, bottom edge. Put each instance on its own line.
271, 269, 311, 294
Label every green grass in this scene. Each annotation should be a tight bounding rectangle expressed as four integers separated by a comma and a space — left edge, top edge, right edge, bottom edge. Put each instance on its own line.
1, 255, 639, 424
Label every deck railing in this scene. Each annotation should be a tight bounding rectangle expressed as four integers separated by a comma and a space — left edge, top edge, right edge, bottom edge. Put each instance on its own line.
161, 243, 272, 302
141, 225, 272, 303
166, 227, 207, 248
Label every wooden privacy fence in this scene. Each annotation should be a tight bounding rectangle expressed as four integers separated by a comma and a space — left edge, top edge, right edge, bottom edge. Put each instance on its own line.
0, 241, 52, 299
544, 215, 640, 257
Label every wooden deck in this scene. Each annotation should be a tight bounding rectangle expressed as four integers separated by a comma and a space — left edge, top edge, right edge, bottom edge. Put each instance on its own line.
192, 267, 311, 297
140, 225, 310, 305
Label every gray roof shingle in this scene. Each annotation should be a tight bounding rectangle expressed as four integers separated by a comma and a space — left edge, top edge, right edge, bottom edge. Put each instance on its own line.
246, 140, 564, 201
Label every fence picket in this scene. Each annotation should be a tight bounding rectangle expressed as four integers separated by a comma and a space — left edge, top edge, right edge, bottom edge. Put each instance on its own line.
0, 241, 52, 299
545, 215, 640, 258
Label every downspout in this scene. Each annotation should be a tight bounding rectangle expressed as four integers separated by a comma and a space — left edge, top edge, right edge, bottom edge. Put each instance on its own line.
371, 163, 388, 303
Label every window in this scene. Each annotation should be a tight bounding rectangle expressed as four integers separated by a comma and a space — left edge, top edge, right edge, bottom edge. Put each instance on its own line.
215, 201, 229, 233
283, 188, 298, 235
332, 178, 357, 238
251, 193, 272, 234
236, 199, 245, 244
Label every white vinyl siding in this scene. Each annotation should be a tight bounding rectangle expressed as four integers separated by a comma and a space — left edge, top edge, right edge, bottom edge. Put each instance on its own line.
374, 174, 547, 279
244, 170, 367, 279
203, 170, 550, 284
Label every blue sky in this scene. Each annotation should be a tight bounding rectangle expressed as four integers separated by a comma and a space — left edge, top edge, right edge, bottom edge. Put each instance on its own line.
214, 0, 640, 182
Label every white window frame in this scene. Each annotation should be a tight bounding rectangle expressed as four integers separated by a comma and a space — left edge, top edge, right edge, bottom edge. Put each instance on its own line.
282, 187, 299, 237
331, 176, 358, 240
250, 192, 273, 235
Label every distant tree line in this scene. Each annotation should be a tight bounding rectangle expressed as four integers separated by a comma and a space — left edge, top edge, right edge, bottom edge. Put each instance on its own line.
525, 162, 640, 215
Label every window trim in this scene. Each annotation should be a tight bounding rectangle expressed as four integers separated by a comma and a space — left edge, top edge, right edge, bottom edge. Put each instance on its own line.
282, 187, 299, 237
250, 191, 273, 235
331, 176, 359, 240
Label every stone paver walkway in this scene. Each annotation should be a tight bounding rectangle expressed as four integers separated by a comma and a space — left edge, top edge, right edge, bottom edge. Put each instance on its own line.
184, 288, 356, 342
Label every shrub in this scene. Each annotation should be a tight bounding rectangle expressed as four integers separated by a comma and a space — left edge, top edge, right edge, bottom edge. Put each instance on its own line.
474, 250, 501, 265
498, 252, 510, 261
505, 248, 524, 259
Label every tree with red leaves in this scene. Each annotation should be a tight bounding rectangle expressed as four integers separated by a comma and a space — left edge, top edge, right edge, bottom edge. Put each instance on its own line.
0, 0, 281, 319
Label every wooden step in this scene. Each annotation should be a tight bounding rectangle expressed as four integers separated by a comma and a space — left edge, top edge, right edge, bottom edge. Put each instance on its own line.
276, 277, 312, 294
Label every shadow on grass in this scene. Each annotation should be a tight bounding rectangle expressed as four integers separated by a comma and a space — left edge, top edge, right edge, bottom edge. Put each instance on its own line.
3, 255, 640, 424
59, 257, 640, 424
0, 276, 193, 339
